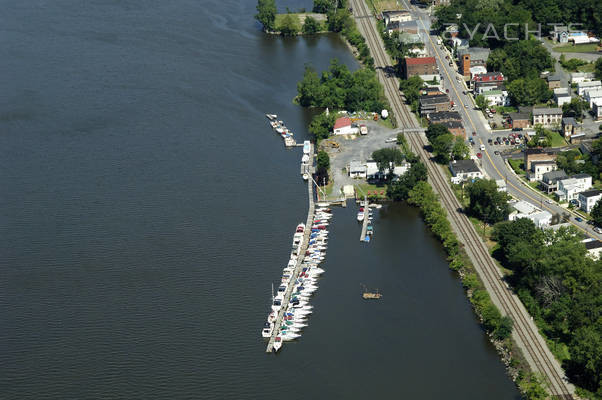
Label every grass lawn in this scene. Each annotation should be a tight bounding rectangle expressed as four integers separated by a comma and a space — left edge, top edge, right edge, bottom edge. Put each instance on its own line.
366, 0, 402, 13
275, 13, 327, 31
549, 132, 567, 147
508, 158, 525, 175
577, 63, 595, 73
356, 182, 388, 199
554, 43, 600, 53
377, 116, 394, 129
493, 106, 518, 114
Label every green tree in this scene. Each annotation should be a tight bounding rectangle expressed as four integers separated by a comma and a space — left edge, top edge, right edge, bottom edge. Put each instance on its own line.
308, 112, 335, 141
387, 162, 428, 200
494, 316, 513, 340
425, 123, 451, 142
302, 16, 321, 34
475, 94, 489, 110
451, 137, 469, 160
466, 179, 509, 224
297, 65, 321, 107
431, 133, 454, 163
317, 150, 330, 170
255, 0, 276, 32
507, 77, 551, 106
312, 0, 334, 13
327, 8, 352, 33
591, 200, 602, 228
562, 97, 589, 120
399, 76, 424, 112
372, 147, 404, 178
278, 13, 301, 36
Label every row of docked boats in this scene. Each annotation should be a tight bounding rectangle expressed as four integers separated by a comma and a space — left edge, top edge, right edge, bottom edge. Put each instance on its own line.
357, 206, 374, 242
262, 206, 333, 352
266, 114, 296, 147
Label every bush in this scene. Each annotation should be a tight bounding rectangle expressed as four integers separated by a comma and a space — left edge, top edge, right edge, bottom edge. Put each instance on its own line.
302, 16, 320, 34
278, 14, 300, 36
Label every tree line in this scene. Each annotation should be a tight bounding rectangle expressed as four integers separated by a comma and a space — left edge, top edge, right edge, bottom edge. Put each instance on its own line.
297, 60, 386, 112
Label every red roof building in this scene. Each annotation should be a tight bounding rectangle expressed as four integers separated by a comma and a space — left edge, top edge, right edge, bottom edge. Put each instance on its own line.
404, 57, 437, 79
333, 117, 351, 130
472, 72, 504, 83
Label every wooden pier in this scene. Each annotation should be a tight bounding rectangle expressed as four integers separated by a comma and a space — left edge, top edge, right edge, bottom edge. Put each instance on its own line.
359, 197, 370, 241
266, 144, 315, 353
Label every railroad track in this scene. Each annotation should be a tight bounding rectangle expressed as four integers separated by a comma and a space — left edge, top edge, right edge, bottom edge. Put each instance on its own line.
349, 0, 573, 397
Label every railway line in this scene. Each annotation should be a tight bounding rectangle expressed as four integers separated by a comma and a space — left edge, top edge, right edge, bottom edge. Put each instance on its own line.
349, 0, 574, 397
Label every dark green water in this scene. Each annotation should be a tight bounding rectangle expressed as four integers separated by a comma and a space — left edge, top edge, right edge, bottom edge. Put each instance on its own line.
0, 0, 520, 398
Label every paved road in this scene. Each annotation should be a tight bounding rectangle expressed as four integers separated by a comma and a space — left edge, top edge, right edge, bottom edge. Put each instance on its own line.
405, 3, 602, 240
351, 0, 575, 397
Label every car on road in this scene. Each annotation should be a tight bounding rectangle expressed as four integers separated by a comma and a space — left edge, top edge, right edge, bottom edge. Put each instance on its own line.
445, 88, 449, 93
594, 227, 602, 234
480, 144, 485, 151
575, 217, 583, 222
472, 131, 476, 136
545, 199, 554, 204
445, 55, 449, 60
494, 150, 500, 155
476, 152, 482, 158
512, 127, 523, 131
384, 138, 396, 143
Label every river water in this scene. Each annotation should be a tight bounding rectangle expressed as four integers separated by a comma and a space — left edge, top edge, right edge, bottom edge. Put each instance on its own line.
0, 0, 520, 399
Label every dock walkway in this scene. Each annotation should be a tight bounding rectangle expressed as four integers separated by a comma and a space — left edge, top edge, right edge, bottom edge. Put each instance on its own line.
359, 197, 370, 241
266, 144, 315, 353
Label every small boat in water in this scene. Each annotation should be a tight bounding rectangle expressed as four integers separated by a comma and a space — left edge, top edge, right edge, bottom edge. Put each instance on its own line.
303, 140, 311, 154
262, 322, 273, 338
357, 212, 364, 222
273, 336, 282, 352
303, 173, 309, 181
266, 114, 278, 120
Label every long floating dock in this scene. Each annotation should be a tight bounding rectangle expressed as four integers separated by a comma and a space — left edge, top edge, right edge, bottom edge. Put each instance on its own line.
266, 144, 315, 353
359, 198, 370, 241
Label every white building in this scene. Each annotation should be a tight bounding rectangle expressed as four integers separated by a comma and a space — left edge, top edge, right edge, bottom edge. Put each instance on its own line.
577, 80, 602, 96
449, 159, 483, 184
532, 108, 563, 129
333, 117, 359, 135
469, 65, 487, 80
553, 87, 572, 107
366, 160, 410, 180
570, 72, 595, 84
578, 190, 602, 213
508, 200, 552, 228
382, 10, 412, 26
556, 174, 593, 201
527, 160, 557, 182
481, 89, 510, 106
583, 88, 602, 107
349, 160, 367, 179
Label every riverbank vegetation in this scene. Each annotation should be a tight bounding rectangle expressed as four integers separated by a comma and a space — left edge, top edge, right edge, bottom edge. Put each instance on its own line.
492, 220, 602, 397
308, 112, 336, 141
296, 60, 386, 112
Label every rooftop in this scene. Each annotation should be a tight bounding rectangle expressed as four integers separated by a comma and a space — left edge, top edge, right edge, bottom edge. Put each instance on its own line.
406, 57, 436, 66
428, 111, 462, 121
571, 173, 591, 179
584, 240, 602, 250
562, 117, 577, 125
579, 189, 602, 198
509, 112, 530, 120
441, 120, 464, 129
334, 117, 352, 129
449, 159, 480, 174
542, 169, 567, 182
482, 90, 503, 96
533, 107, 562, 115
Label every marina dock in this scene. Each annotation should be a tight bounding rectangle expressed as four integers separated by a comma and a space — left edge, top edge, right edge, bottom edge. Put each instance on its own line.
266, 144, 315, 353
359, 197, 370, 242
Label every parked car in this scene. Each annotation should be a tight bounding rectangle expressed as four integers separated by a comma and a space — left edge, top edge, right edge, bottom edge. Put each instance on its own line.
594, 226, 602, 234
575, 217, 583, 222
488, 139, 492, 144
445, 89, 449, 93
512, 127, 523, 131
494, 150, 500, 155
476, 152, 482, 158
472, 131, 476, 136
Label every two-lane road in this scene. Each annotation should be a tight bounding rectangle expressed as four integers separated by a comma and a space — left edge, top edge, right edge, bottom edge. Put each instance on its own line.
405, 3, 601, 239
